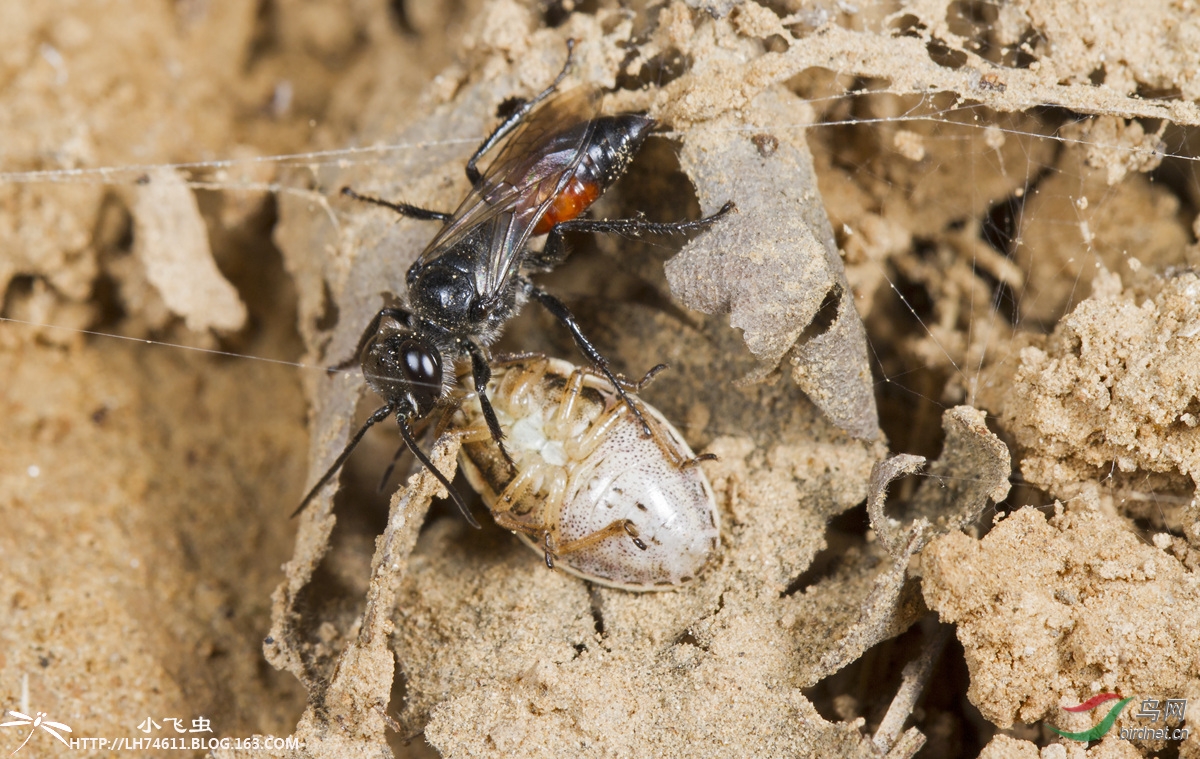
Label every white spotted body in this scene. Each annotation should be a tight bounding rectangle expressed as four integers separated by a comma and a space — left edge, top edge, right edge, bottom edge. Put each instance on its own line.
455, 355, 720, 590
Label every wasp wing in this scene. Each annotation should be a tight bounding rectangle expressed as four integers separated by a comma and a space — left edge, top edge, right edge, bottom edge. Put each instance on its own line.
414, 87, 602, 300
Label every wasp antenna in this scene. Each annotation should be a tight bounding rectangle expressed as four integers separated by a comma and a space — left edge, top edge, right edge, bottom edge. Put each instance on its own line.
293, 403, 395, 518
398, 417, 480, 529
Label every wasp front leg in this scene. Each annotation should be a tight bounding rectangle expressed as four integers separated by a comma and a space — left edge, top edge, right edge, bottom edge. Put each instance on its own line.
462, 341, 516, 472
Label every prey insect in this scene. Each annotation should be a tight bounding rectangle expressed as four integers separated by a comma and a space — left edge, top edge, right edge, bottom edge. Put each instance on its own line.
294, 42, 733, 519
453, 355, 721, 590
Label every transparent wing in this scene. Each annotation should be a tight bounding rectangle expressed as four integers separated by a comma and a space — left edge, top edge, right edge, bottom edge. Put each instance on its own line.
415, 87, 602, 300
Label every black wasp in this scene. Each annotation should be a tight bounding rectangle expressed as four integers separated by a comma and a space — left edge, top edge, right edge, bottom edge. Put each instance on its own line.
295, 42, 733, 522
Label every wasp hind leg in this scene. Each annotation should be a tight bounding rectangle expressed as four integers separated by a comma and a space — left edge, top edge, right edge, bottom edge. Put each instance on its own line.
539, 201, 736, 266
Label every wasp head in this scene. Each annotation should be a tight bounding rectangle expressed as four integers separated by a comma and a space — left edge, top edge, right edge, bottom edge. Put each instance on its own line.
291, 318, 459, 521
361, 327, 445, 419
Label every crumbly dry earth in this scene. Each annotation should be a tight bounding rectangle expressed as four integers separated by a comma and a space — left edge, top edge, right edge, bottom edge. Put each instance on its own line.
3, 1, 1200, 758
1003, 270, 1200, 530
923, 505, 1200, 729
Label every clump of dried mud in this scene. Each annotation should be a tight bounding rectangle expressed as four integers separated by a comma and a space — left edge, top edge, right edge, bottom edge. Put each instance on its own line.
2, 1, 1199, 758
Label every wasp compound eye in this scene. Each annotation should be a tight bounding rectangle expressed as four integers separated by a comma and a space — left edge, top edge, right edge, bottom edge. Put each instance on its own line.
399, 339, 442, 413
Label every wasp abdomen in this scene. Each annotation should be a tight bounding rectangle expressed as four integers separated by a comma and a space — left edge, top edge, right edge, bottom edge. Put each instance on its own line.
529, 114, 653, 235
532, 176, 601, 235
581, 114, 653, 186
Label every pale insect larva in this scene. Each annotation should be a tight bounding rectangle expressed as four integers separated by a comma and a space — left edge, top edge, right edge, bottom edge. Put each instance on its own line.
453, 354, 721, 591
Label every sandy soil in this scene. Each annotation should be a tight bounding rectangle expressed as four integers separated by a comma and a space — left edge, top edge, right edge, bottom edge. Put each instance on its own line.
2, 0, 1198, 758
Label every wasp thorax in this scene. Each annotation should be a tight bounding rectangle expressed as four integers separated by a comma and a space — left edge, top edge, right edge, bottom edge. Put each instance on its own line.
409, 263, 475, 328
362, 331, 444, 416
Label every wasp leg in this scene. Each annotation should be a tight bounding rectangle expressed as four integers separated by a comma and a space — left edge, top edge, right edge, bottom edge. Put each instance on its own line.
293, 402, 396, 518
378, 407, 472, 491
464, 40, 577, 186
539, 200, 737, 266
526, 286, 654, 437
463, 341, 517, 471
377, 443, 406, 492
341, 186, 451, 222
